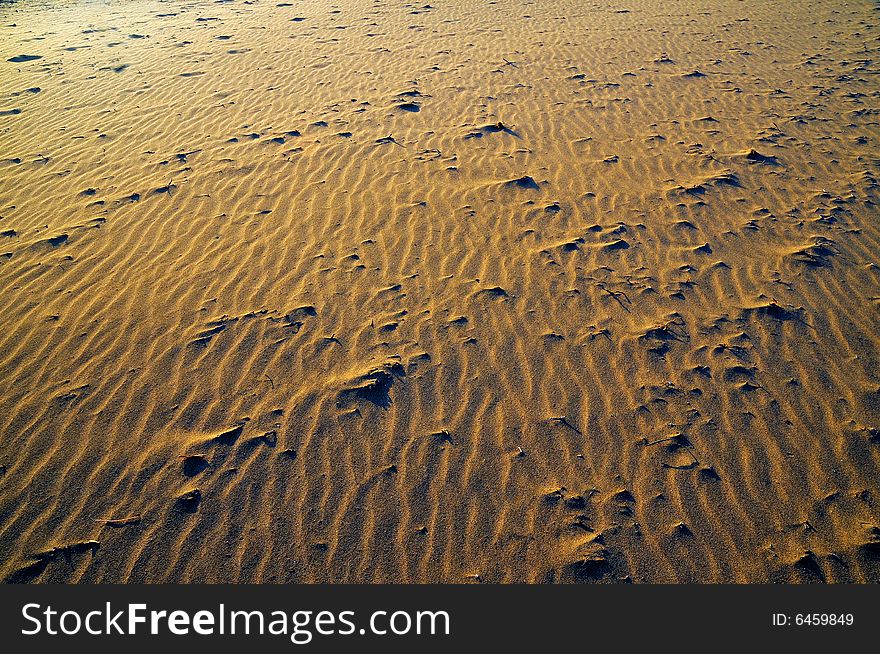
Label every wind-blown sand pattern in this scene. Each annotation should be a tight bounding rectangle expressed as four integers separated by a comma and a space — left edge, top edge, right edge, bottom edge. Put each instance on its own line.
1, 0, 879, 583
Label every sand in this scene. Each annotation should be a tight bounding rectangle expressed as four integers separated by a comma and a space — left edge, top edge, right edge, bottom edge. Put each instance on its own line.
0, 0, 878, 583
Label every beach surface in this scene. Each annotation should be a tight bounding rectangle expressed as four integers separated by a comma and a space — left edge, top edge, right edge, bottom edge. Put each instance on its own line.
1, 0, 879, 582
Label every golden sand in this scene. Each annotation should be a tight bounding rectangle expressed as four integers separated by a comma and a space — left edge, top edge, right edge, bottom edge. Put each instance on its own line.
0, 0, 879, 582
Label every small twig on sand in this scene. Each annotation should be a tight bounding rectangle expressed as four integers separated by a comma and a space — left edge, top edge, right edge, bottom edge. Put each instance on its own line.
644, 434, 684, 446
549, 415, 583, 435
377, 134, 404, 147
597, 282, 630, 311
96, 515, 141, 527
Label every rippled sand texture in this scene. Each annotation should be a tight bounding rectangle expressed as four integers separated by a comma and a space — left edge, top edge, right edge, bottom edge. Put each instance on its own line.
1, 0, 879, 583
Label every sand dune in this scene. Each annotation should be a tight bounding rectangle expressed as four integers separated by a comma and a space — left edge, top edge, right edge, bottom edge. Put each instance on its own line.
0, 0, 879, 583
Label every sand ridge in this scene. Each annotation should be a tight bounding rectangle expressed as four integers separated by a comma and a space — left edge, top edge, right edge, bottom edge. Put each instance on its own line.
0, 0, 879, 582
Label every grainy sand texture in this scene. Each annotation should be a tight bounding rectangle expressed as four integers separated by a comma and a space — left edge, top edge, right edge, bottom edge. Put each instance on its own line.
1, 0, 879, 583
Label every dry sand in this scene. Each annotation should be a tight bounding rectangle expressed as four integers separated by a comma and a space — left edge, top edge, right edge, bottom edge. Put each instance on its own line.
0, 0, 879, 583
